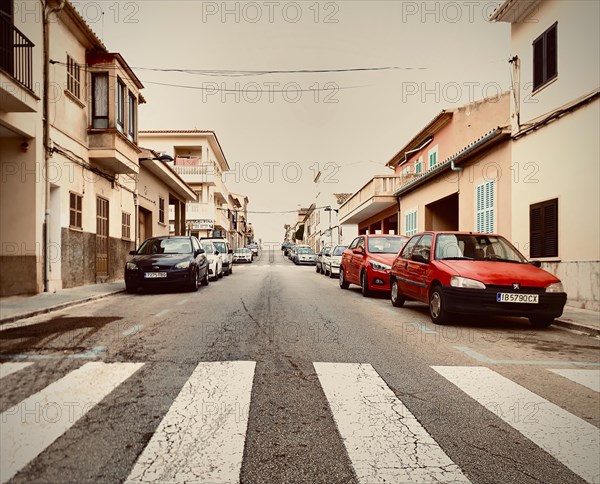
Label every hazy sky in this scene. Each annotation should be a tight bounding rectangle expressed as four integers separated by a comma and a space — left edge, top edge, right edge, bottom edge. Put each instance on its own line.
74, 0, 511, 243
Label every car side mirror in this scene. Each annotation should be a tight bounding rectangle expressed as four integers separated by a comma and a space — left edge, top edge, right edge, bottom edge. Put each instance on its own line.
352, 247, 364, 255
129, 250, 137, 256
530, 260, 542, 268
214, 251, 219, 256
228, 249, 233, 254
195, 248, 205, 257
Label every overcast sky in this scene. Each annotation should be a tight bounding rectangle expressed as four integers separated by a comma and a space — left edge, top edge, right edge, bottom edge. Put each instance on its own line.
74, 0, 511, 244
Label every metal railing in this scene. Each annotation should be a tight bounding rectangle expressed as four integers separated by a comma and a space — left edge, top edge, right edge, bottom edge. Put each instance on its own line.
339, 176, 401, 217
0, 16, 34, 91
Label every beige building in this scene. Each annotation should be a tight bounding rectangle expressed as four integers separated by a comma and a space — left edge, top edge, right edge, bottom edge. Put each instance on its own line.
138, 130, 245, 247
491, 0, 599, 310
0, 1, 193, 295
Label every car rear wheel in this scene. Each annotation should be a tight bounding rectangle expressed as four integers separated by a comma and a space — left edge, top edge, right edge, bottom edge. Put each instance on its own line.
429, 286, 450, 325
361, 271, 372, 297
316, 264, 320, 273
339, 267, 350, 289
529, 317, 554, 328
390, 280, 405, 308
217, 265, 224, 278
229, 264, 233, 274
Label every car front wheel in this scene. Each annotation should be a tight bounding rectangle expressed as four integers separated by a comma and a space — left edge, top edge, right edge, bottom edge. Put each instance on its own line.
125, 282, 137, 294
188, 269, 199, 292
429, 286, 450, 325
390, 280, 405, 308
200, 268, 209, 286
339, 267, 350, 289
361, 271, 372, 298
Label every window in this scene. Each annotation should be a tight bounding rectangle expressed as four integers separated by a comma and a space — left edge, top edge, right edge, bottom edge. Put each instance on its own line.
476, 180, 495, 233
128, 91, 137, 141
405, 209, 417, 236
159, 197, 165, 224
91, 73, 109, 128
412, 234, 433, 262
116, 79, 125, 132
400, 235, 420, 259
348, 237, 360, 250
415, 156, 423, 174
428, 145, 438, 169
66, 55, 81, 99
530, 198, 558, 258
122, 212, 131, 239
69, 192, 82, 229
533, 23, 557, 91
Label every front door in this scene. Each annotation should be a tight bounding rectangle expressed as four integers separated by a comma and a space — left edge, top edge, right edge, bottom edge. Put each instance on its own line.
96, 197, 109, 281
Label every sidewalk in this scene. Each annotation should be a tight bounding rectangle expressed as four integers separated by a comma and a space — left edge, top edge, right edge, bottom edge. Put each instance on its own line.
0, 282, 598, 336
0, 281, 125, 325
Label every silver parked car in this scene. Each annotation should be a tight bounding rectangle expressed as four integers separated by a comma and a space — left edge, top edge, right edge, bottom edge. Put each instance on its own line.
316, 244, 334, 274
295, 247, 317, 265
323, 245, 347, 277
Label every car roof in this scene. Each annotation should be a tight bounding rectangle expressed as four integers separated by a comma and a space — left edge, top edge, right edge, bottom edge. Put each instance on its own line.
362, 234, 407, 238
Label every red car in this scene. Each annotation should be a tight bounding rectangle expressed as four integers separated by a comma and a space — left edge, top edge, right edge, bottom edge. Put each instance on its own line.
339, 234, 409, 297
388, 231, 567, 328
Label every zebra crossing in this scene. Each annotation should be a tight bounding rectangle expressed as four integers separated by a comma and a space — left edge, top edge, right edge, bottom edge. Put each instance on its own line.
1, 361, 599, 483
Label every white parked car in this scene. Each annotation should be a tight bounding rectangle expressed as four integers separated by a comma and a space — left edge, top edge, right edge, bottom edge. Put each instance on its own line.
233, 248, 253, 263
323, 245, 347, 278
201, 238, 233, 275
200, 241, 223, 280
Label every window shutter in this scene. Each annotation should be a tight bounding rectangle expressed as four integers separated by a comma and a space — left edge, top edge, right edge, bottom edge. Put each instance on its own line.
529, 198, 558, 258
476, 180, 494, 233
543, 201, 557, 257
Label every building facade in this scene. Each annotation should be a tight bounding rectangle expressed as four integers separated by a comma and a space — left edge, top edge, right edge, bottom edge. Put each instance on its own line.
491, 0, 600, 310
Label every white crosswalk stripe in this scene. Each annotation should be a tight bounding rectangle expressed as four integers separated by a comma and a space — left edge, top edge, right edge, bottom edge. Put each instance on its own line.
433, 366, 600, 484
548, 369, 600, 393
0, 362, 33, 379
314, 362, 470, 483
125, 361, 255, 484
0, 362, 143, 483
1, 361, 599, 483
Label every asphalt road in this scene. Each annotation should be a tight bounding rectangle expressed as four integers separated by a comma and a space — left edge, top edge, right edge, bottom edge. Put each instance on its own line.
1, 248, 599, 484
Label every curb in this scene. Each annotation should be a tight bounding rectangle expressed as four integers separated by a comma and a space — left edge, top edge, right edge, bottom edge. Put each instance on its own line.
554, 318, 600, 337
0, 290, 125, 326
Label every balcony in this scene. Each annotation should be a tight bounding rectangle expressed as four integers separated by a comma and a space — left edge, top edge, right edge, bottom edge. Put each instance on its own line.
339, 176, 401, 224
170, 163, 222, 186
214, 207, 230, 231
88, 130, 140, 174
0, 17, 38, 112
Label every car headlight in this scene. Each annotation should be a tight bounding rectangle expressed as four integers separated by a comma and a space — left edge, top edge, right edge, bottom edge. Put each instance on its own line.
450, 276, 486, 289
174, 261, 190, 269
545, 282, 564, 293
369, 260, 391, 272
126, 262, 138, 270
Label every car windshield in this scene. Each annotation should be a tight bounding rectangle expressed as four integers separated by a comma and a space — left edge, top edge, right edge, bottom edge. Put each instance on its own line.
201, 243, 214, 254
332, 246, 347, 256
435, 234, 526, 262
298, 248, 314, 254
368, 237, 407, 254
137, 238, 192, 255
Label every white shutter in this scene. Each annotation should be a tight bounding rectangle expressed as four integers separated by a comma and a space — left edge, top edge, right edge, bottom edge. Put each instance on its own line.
405, 210, 418, 236
476, 180, 495, 233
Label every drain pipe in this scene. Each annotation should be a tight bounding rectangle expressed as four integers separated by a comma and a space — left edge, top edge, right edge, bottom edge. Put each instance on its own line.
42, 0, 65, 292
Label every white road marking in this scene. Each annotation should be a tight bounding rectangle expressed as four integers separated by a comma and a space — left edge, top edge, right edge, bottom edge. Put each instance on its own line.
122, 325, 143, 337
0, 362, 143, 483
0, 362, 33, 379
548, 369, 600, 393
176, 299, 188, 306
125, 361, 256, 484
314, 362, 470, 483
154, 309, 170, 318
432, 366, 600, 483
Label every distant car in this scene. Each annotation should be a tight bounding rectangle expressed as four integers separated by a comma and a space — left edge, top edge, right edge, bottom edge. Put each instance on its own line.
201, 238, 233, 275
339, 234, 409, 297
323, 245, 347, 278
284, 244, 296, 257
316, 245, 334, 274
290, 244, 310, 263
124, 236, 209, 293
247, 242, 259, 257
388, 231, 568, 327
295, 247, 317, 265
233, 248, 253, 263
200, 241, 223, 280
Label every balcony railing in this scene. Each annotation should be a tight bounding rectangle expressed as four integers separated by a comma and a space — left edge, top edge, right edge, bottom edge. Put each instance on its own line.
340, 176, 402, 217
0, 16, 34, 91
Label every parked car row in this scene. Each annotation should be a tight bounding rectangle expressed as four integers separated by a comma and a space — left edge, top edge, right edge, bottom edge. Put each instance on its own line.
316, 244, 347, 278
313, 232, 567, 329
124, 235, 253, 293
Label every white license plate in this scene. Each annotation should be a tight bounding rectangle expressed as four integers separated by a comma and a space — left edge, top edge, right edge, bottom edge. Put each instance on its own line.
144, 272, 167, 278
497, 292, 539, 304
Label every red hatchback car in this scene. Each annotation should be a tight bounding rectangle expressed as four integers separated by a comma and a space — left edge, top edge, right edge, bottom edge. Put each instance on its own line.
339, 234, 409, 297
388, 231, 567, 328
